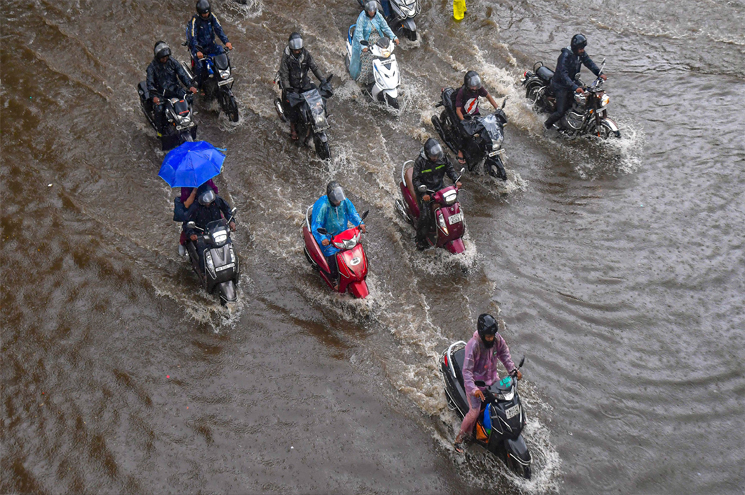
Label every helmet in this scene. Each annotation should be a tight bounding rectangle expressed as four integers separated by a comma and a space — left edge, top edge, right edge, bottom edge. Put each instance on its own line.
196, 0, 211, 15
424, 138, 444, 162
154, 41, 171, 60
464, 70, 482, 92
288, 32, 303, 53
477, 313, 499, 348
364, 1, 378, 17
571, 33, 587, 54
198, 189, 216, 206
326, 181, 346, 206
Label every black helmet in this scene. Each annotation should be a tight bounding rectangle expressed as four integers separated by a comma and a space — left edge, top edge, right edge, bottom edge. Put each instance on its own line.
571, 33, 587, 54
154, 41, 171, 60
326, 181, 346, 206
196, 0, 211, 15
424, 138, 444, 162
198, 189, 216, 206
288, 32, 303, 52
364, 1, 378, 16
464, 70, 482, 92
477, 313, 499, 348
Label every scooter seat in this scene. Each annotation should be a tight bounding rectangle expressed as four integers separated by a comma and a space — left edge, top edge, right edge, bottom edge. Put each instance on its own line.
404, 167, 416, 200
536, 65, 554, 83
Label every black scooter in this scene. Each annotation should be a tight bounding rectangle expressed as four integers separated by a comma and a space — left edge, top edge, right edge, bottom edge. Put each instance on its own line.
432, 88, 509, 181
274, 74, 334, 160
185, 212, 240, 305
136, 82, 197, 151
440, 341, 532, 479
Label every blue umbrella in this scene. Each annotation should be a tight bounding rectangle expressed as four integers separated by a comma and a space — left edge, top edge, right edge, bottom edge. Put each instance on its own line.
158, 141, 226, 188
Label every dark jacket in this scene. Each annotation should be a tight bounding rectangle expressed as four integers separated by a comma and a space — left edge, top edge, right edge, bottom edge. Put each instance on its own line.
146, 57, 193, 99
279, 46, 325, 91
412, 149, 458, 193
187, 13, 229, 55
551, 47, 602, 92
185, 196, 232, 237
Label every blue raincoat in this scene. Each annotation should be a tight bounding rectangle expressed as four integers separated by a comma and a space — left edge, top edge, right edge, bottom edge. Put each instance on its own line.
311, 196, 363, 257
349, 11, 397, 80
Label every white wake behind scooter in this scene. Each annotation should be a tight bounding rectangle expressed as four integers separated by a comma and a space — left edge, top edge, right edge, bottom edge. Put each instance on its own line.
345, 25, 401, 109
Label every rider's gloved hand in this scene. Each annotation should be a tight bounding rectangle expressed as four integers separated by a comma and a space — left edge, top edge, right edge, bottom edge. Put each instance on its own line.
456, 182, 462, 189
600, 74, 607, 81
189, 87, 198, 94
474, 389, 485, 401
322, 239, 330, 246
225, 42, 233, 50
190, 234, 198, 241
423, 194, 431, 202
394, 38, 400, 45
359, 223, 366, 233
197, 51, 204, 59
153, 96, 160, 104
575, 87, 584, 94
229, 222, 236, 231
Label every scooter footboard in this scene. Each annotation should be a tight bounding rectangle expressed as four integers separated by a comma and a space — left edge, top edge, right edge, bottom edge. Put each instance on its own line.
505, 436, 532, 465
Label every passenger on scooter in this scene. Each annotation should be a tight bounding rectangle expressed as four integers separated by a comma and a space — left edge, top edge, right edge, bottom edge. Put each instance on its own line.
187, 0, 233, 87
412, 138, 461, 250
544, 34, 606, 130
175, 180, 219, 257
454, 313, 522, 454
311, 182, 366, 289
278, 32, 328, 141
146, 41, 198, 132
185, 188, 236, 273
349, 1, 399, 81
454, 70, 501, 164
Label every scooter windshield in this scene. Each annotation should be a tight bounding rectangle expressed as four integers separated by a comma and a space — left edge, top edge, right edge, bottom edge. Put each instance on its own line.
302, 89, 328, 129
482, 113, 503, 143
213, 53, 230, 70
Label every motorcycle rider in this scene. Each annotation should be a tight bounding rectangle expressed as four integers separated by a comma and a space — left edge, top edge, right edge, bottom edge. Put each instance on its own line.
412, 138, 461, 250
146, 41, 198, 133
454, 313, 523, 454
454, 70, 501, 164
544, 34, 607, 130
187, 0, 233, 87
185, 188, 236, 275
349, 1, 399, 81
311, 182, 366, 289
278, 32, 328, 141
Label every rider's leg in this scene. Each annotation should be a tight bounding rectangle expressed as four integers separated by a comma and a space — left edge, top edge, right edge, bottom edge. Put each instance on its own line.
455, 392, 482, 446
545, 88, 570, 129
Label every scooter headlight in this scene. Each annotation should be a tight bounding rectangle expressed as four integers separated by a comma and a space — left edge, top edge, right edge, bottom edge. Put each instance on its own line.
205, 251, 216, 276
437, 211, 449, 235
600, 94, 610, 107
219, 68, 231, 80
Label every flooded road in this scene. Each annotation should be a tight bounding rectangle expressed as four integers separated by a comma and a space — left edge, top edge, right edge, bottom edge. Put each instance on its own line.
2, 0, 744, 493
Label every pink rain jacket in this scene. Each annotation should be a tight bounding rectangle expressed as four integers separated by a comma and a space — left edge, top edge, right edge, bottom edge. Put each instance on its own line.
462, 331, 517, 397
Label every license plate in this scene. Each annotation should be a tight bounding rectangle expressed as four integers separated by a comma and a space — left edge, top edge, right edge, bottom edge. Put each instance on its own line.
505, 405, 520, 419
488, 149, 504, 157
448, 213, 463, 225
215, 263, 235, 272
217, 78, 234, 87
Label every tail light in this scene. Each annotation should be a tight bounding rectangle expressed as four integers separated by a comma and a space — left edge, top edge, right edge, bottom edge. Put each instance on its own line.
523, 71, 527, 78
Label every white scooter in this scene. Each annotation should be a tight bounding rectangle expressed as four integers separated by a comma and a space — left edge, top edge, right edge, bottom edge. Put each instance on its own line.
345, 25, 401, 109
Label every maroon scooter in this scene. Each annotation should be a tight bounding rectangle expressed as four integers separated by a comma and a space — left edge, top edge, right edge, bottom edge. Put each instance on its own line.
302, 206, 370, 298
395, 161, 466, 254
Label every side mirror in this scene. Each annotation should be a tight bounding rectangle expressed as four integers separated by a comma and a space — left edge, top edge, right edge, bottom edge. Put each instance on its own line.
460, 168, 466, 174
474, 380, 486, 387
360, 40, 369, 47
417, 185, 427, 192
187, 221, 196, 229
326, 74, 334, 83
230, 207, 237, 215
316, 227, 328, 235
518, 356, 525, 368
361, 210, 369, 221
501, 96, 508, 109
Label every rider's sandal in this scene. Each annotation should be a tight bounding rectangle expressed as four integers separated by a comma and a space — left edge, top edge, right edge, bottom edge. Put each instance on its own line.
457, 153, 466, 165
453, 440, 465, 454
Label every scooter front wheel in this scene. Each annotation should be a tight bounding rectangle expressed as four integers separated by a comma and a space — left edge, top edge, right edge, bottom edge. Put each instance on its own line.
314, 133, 331, 160
385, 93, 399, 109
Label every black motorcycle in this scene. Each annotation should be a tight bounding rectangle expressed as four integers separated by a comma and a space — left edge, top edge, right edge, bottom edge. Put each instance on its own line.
137, 83, 197, 151
440, 341, 532, 479
432, 88, 509, 181
274, 74, 334, 160
522, 59, 620, 139
356, 0, 420, 41
181, 43, 239, 122
185, 212, 240, 305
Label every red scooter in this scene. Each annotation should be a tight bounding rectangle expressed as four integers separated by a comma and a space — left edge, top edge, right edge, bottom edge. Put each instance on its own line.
302, 207, 370, 298
395, 161, 466, 254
